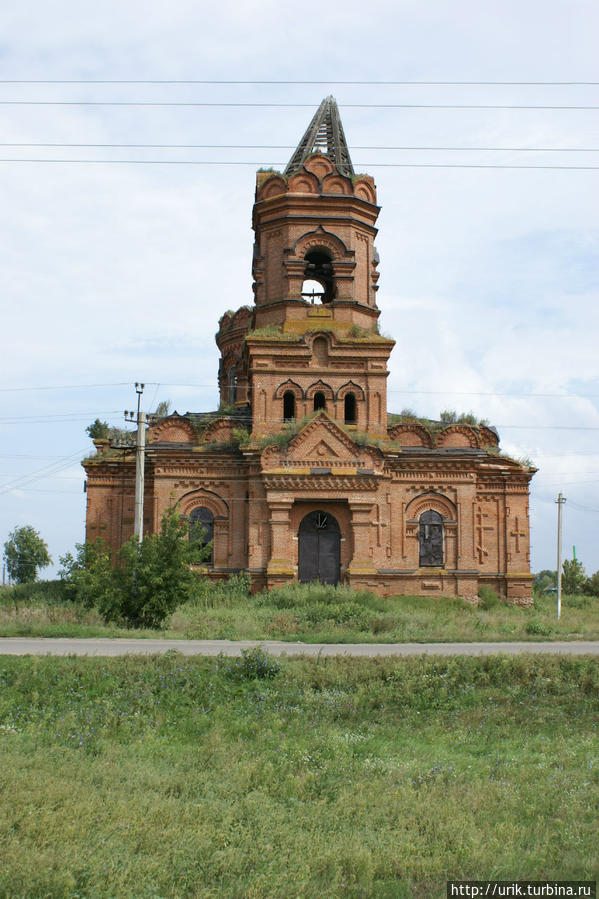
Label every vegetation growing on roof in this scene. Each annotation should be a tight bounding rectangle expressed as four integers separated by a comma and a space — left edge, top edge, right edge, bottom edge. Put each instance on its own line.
440, 409, 490, 426
388, 409, 494, 433
246, 325, 302, 341
346, 323, 380, 339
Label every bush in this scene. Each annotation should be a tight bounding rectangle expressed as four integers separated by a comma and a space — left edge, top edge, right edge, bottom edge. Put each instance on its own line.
114, 507, 198, 628
60, 505, 213, 629
59, 539, 116, 610
478, 586, 502, 610
0, 580, 70, 610
221, 647, 281, 681
188, 572, 251, 608
526, 619, 553, 636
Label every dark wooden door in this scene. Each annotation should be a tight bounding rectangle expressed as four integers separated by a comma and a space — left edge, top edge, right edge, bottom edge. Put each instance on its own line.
419, 510, 444, 566
298, 510, 340, 585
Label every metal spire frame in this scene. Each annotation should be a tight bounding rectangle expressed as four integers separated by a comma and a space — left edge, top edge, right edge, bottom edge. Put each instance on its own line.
284, 96, 355, 177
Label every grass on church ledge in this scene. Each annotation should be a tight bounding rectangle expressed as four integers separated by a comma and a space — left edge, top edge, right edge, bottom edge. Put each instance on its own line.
0, 578, 598, 642
0, 653, 597, 897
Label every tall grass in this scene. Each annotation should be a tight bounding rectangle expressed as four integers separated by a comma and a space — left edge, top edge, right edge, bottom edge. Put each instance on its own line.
1, 578, 598, 642
0, 654, 597, 897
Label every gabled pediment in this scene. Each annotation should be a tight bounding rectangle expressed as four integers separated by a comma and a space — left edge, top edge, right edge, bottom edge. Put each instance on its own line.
260, 413, 382, 471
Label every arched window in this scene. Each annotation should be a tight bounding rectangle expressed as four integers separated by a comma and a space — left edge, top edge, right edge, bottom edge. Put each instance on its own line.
314, 391, 326, 412
419, 510, 444, 567
227, 367, 237, 405
344, 392, 357, 424
283, 391, 296, 421
189, 506, 214, 564
302, 249, 335, 304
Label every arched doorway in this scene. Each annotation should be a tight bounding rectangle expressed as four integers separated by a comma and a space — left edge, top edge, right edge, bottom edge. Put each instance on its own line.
419, 510, 444, 567
298, 510, 340, 585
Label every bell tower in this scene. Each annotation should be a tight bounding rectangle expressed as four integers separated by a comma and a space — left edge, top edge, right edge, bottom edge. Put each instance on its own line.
217, 96, 394, 437
252, 96, 382, 324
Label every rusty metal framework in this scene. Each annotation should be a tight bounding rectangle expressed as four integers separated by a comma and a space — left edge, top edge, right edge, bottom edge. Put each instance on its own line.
284, 96, 355, 177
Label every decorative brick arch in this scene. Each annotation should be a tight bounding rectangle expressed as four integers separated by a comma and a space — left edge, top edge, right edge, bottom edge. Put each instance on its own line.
231, 306, 253, 330
178, 489, 229, 520
148, 415, 196, 444
274, 379, 304, 400
287, 171, 319, 194
353, 179, 377, 204
305, 380, 335, 402
303, 154, 336, 180
201, 418, 237, 444
387, 423, 434, 448
178, 490, 229, 570
219, 311, 232, 331
257, 175, 288, 201
292, 227, 349, 261
336, 380, 365, 401
321, 172, 352, 195
479, 425, 499, 448
406, 491, 457, 521
437, 426, 480, 449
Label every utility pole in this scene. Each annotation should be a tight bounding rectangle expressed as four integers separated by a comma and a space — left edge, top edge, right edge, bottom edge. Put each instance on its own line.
125, 383, 146, 542
556, 492, 566, 620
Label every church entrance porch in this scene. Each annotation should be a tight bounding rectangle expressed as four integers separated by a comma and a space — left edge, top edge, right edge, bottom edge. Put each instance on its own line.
298, 510, 341, 585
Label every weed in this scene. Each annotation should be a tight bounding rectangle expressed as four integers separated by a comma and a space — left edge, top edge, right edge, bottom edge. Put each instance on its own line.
478, 586, 501, 610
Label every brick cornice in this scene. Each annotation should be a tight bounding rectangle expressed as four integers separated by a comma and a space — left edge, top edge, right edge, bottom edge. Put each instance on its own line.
263, 474, 379, 491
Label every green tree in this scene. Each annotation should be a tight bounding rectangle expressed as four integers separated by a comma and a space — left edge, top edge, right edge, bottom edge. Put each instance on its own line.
115, 505, 208, 628
583, 571, 599, 597
58, 539, 117, 610
86, 418, 111, 440
4, 526, 52, 584
533, 569, 557, 592
562, 558, 586, 595
86, 419, 135, 447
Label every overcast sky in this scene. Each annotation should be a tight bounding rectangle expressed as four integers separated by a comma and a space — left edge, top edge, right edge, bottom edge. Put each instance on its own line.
1, 0, 598, 581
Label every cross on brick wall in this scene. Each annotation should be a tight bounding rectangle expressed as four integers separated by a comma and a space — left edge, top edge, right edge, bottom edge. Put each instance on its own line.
475, 506, 494, 565
510, 517, 527, 554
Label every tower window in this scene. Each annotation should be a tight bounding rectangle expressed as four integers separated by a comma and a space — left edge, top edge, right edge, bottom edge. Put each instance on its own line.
314, 391, 326, 412
283, 391, 296, 421
344, 392, 357, 424
303, 249, 335, 303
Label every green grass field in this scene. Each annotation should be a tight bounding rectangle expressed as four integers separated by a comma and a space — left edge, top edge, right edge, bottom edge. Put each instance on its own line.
0, 578, 597, 642
0, 653, 597, 897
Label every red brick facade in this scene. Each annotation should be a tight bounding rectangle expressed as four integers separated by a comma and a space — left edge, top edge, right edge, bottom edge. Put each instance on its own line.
83, 110, 535, 604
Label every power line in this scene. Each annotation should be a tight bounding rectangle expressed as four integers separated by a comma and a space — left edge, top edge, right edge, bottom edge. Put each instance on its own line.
0, 411, 123, 422
2, 79, 599, 86
0, 381, 130, 393
1, 158, 598, 171
567, 500, 599, 514
2, 100, 599, 110
2, 143, 599, 152
0, 448, 88, 494
0, 380, 596, 400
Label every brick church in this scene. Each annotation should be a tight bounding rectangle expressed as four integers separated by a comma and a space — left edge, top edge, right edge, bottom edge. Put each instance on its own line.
84, 97, 535, 603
